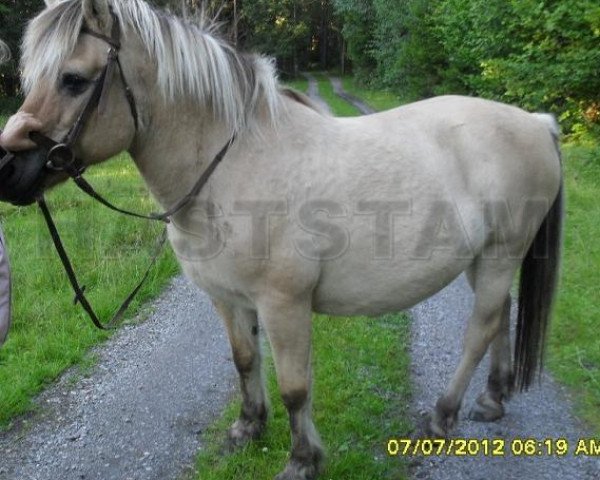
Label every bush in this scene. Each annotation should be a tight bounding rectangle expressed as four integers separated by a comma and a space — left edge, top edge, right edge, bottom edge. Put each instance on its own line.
336, 0, 600, 134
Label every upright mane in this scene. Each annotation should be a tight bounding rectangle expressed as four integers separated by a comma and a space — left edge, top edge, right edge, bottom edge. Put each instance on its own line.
21, 0, 282, 133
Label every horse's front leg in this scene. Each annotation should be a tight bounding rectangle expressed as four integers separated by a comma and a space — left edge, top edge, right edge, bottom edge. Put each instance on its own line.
259, 295, 324, 480
213, 300, 268, 448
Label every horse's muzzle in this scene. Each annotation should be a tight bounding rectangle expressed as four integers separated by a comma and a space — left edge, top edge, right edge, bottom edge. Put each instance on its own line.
0, 146, 48, 206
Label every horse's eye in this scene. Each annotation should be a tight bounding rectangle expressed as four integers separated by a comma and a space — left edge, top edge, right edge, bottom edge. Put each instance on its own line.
60, 73, 90, 96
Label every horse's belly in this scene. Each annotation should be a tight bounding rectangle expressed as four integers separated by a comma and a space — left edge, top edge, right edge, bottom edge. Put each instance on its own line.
312, 255, 471, 316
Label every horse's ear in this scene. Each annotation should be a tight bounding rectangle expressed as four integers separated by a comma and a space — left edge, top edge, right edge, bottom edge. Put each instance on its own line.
82, 0, 113, 33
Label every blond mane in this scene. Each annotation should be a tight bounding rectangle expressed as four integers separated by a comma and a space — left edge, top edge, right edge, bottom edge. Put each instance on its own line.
21, 0, 281, 133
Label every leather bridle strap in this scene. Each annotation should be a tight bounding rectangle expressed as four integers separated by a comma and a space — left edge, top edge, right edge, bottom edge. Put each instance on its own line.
67, 135, 234, 222
151, 135, 236, 220
38, 197, 168, 330
36, 133, 234, 330
81, 12, 139, 131
31, 131, 236, 223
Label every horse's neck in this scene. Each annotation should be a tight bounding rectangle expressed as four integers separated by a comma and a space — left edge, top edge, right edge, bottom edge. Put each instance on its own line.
129, 102, 232, 210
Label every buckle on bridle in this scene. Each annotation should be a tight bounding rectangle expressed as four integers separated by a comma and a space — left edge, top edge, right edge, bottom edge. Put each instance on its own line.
46, 143, 76, 172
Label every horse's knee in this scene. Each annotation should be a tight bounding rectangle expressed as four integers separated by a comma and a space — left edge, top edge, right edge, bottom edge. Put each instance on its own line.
282, 387, 309, 413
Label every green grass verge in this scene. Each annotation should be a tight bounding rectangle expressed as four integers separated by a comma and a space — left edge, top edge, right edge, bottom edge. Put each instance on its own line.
312, 73, 362, 117
193, 314, 411, 480
339, 77, 407, 112
284, 77, 309, 93
0, 127, 179, 427
548, 141, 600, 432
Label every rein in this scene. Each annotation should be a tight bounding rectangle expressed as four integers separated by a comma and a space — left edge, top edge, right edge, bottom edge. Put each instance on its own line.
31, 12, 235, 330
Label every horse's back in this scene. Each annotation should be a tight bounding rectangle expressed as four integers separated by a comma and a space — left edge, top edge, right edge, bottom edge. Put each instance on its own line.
337, 95, 562, 198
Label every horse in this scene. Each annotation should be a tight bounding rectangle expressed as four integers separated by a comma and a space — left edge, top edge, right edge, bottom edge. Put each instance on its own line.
0, 1, 563, 479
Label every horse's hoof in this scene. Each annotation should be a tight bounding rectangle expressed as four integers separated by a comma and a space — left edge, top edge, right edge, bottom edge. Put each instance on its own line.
226, 418, 265, 450
426, 415, 451, 438
468, 393, 504, 422
274, 459, 319, 480
427, 398, 459, 437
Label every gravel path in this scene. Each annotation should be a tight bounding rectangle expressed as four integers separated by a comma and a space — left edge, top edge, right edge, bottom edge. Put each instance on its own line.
409, 275, 599, 479
300, 72, 332, 114
328, 76, 376, 114
0, 275, 237, 480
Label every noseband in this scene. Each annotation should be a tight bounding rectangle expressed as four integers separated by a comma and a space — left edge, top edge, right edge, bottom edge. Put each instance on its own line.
26, 11, 235, 330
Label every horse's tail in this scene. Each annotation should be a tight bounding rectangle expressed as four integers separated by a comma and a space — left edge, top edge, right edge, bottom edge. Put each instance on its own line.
514, 117, 563, 391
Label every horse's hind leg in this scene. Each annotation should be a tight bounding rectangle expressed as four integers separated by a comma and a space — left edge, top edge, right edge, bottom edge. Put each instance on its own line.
429, 258, 519, 436
469, 295, 513, 422
464, 267, 514, 422
213, 300, 268, 448
259, 295, 323, 480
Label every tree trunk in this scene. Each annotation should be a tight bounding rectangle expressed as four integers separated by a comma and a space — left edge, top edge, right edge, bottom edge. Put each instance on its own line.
319, 1, 328, 69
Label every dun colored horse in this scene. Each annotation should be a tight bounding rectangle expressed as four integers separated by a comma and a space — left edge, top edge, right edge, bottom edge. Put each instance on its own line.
0, 1, 562, 479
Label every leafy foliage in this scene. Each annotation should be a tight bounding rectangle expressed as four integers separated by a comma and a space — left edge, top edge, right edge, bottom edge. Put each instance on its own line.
335, 0, 600, 133
332, 0, 376, 82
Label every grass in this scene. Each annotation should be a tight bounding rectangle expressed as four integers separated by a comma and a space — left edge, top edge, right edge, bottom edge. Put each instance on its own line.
193, 314, 411, 480
0, 123, 179, 427
339, 77, 407, 112
284, 77, 309, 93
548, 141, 600, 431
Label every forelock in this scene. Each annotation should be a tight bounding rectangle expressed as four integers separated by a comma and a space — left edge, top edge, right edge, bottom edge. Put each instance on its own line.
21, 0, 84, 93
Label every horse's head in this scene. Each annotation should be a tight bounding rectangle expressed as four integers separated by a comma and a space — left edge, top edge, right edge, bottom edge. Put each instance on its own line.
0, 0, 141, 206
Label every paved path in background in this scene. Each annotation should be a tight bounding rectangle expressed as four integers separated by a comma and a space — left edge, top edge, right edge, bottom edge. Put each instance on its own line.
328, 76, 376, 114
300, 72, 332, 114
409, 275, 598, 479
0, 276, 237, 480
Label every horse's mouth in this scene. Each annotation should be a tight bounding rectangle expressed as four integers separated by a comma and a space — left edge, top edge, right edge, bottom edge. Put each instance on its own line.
0, 148, 56, 206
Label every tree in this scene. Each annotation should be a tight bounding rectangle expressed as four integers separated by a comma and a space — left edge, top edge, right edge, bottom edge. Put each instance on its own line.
434, 0, 600, 130
0, 0, 46, 97
372, 0, 444, 96
333, 0, 376, 81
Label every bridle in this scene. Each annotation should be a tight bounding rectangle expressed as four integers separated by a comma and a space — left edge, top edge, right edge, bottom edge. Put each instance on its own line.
29, 11, 235, 330
31, 11, 139, 183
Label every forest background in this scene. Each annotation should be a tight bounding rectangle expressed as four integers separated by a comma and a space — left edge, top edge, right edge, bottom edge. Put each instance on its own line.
1, 0, 599, 135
